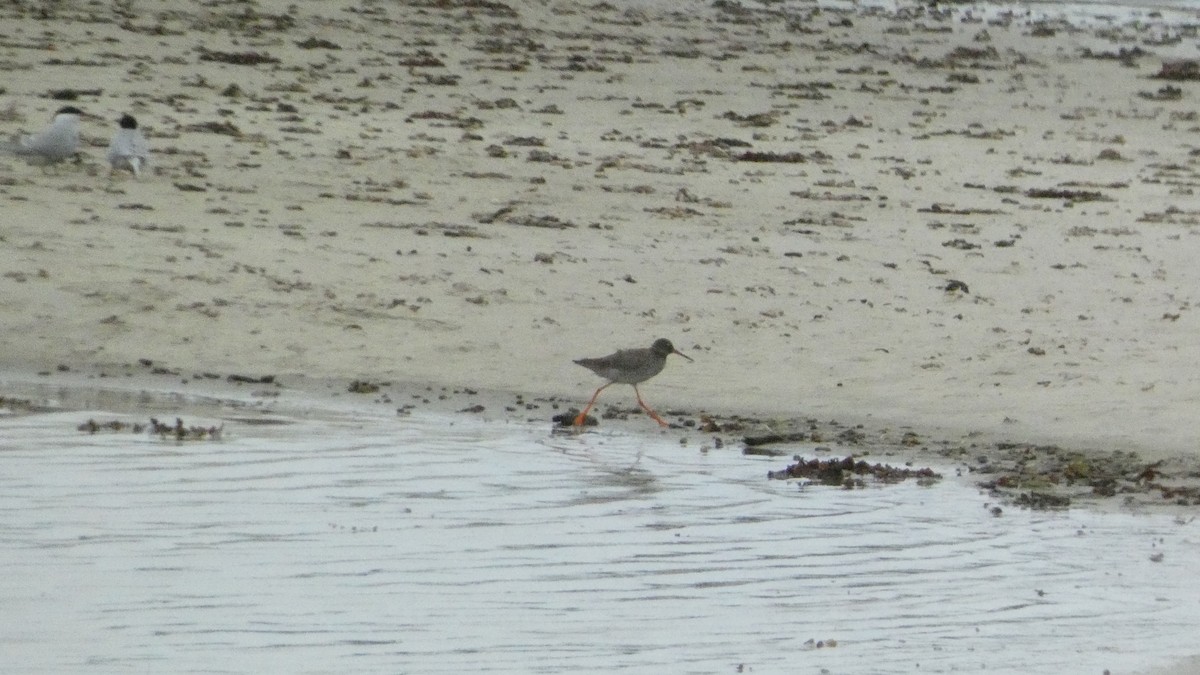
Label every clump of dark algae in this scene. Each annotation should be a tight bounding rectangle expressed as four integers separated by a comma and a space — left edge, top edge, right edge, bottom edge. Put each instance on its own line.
77, 419, 146, 434
973, 444, 1200, 509
0, 396, 47, 413
78, 417, 223, 441
551, 409, 590, 429
149, 417, 223, 441
768, 455, 941, 489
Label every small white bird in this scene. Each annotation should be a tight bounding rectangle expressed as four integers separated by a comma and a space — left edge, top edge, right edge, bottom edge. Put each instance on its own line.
106, 113, 149, 178
3, 105, 83, 166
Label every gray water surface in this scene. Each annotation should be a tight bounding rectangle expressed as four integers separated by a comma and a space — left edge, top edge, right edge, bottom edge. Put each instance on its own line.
1, 408, 1197, 674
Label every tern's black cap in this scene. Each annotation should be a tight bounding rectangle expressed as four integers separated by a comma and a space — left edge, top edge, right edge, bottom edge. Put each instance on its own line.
55, 105, 84, 116
118, 114, 138, 129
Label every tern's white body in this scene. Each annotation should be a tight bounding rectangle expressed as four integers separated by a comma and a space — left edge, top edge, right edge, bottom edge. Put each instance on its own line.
4, 107, 82, 165
106, 114, 149, 178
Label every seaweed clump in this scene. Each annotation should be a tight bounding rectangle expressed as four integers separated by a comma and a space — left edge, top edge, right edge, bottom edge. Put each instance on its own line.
77, 417, 223, 441
768, 455, 940, 488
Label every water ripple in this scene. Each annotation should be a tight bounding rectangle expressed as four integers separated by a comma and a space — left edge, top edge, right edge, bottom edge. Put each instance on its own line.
1, 409, 1197, 673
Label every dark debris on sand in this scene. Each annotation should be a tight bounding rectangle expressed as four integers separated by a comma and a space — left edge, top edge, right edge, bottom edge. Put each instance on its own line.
974, 444, 1200, 509
679, 410, 1200, 511
1152, 59, 1200, 81
768, 455, 941, 488
716, 403, 1200, 510
197, 48, 281, 66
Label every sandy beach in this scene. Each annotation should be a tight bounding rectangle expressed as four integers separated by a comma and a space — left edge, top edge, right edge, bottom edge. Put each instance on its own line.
3, 0, 1200, 456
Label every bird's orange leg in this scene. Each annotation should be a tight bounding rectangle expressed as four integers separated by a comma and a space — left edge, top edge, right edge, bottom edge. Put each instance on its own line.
633, 385, 669, 427
574, 382, 612, 426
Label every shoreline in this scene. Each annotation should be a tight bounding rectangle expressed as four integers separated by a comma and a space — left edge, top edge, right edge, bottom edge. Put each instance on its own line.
5, 361, 1200, 515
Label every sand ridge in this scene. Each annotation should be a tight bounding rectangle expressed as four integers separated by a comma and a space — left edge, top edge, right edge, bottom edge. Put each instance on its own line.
2, 0, 1200, 459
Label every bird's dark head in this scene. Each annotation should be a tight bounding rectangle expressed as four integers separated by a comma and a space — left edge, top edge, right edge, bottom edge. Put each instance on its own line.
55, 106, 84, 117
652, 338, 693, 361
118, 114, 138, 130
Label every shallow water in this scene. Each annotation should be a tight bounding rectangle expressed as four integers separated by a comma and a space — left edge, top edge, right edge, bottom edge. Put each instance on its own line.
1, 407, 1198, 674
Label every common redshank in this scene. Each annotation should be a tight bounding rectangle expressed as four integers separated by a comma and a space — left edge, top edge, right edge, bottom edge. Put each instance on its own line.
573, 338, 692, 427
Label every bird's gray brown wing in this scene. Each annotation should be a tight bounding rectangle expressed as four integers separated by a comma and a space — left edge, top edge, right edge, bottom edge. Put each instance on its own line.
574, 349, 633, 379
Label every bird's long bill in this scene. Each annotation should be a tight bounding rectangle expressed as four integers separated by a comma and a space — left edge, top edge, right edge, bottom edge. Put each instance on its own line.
674, 348, 694, 362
